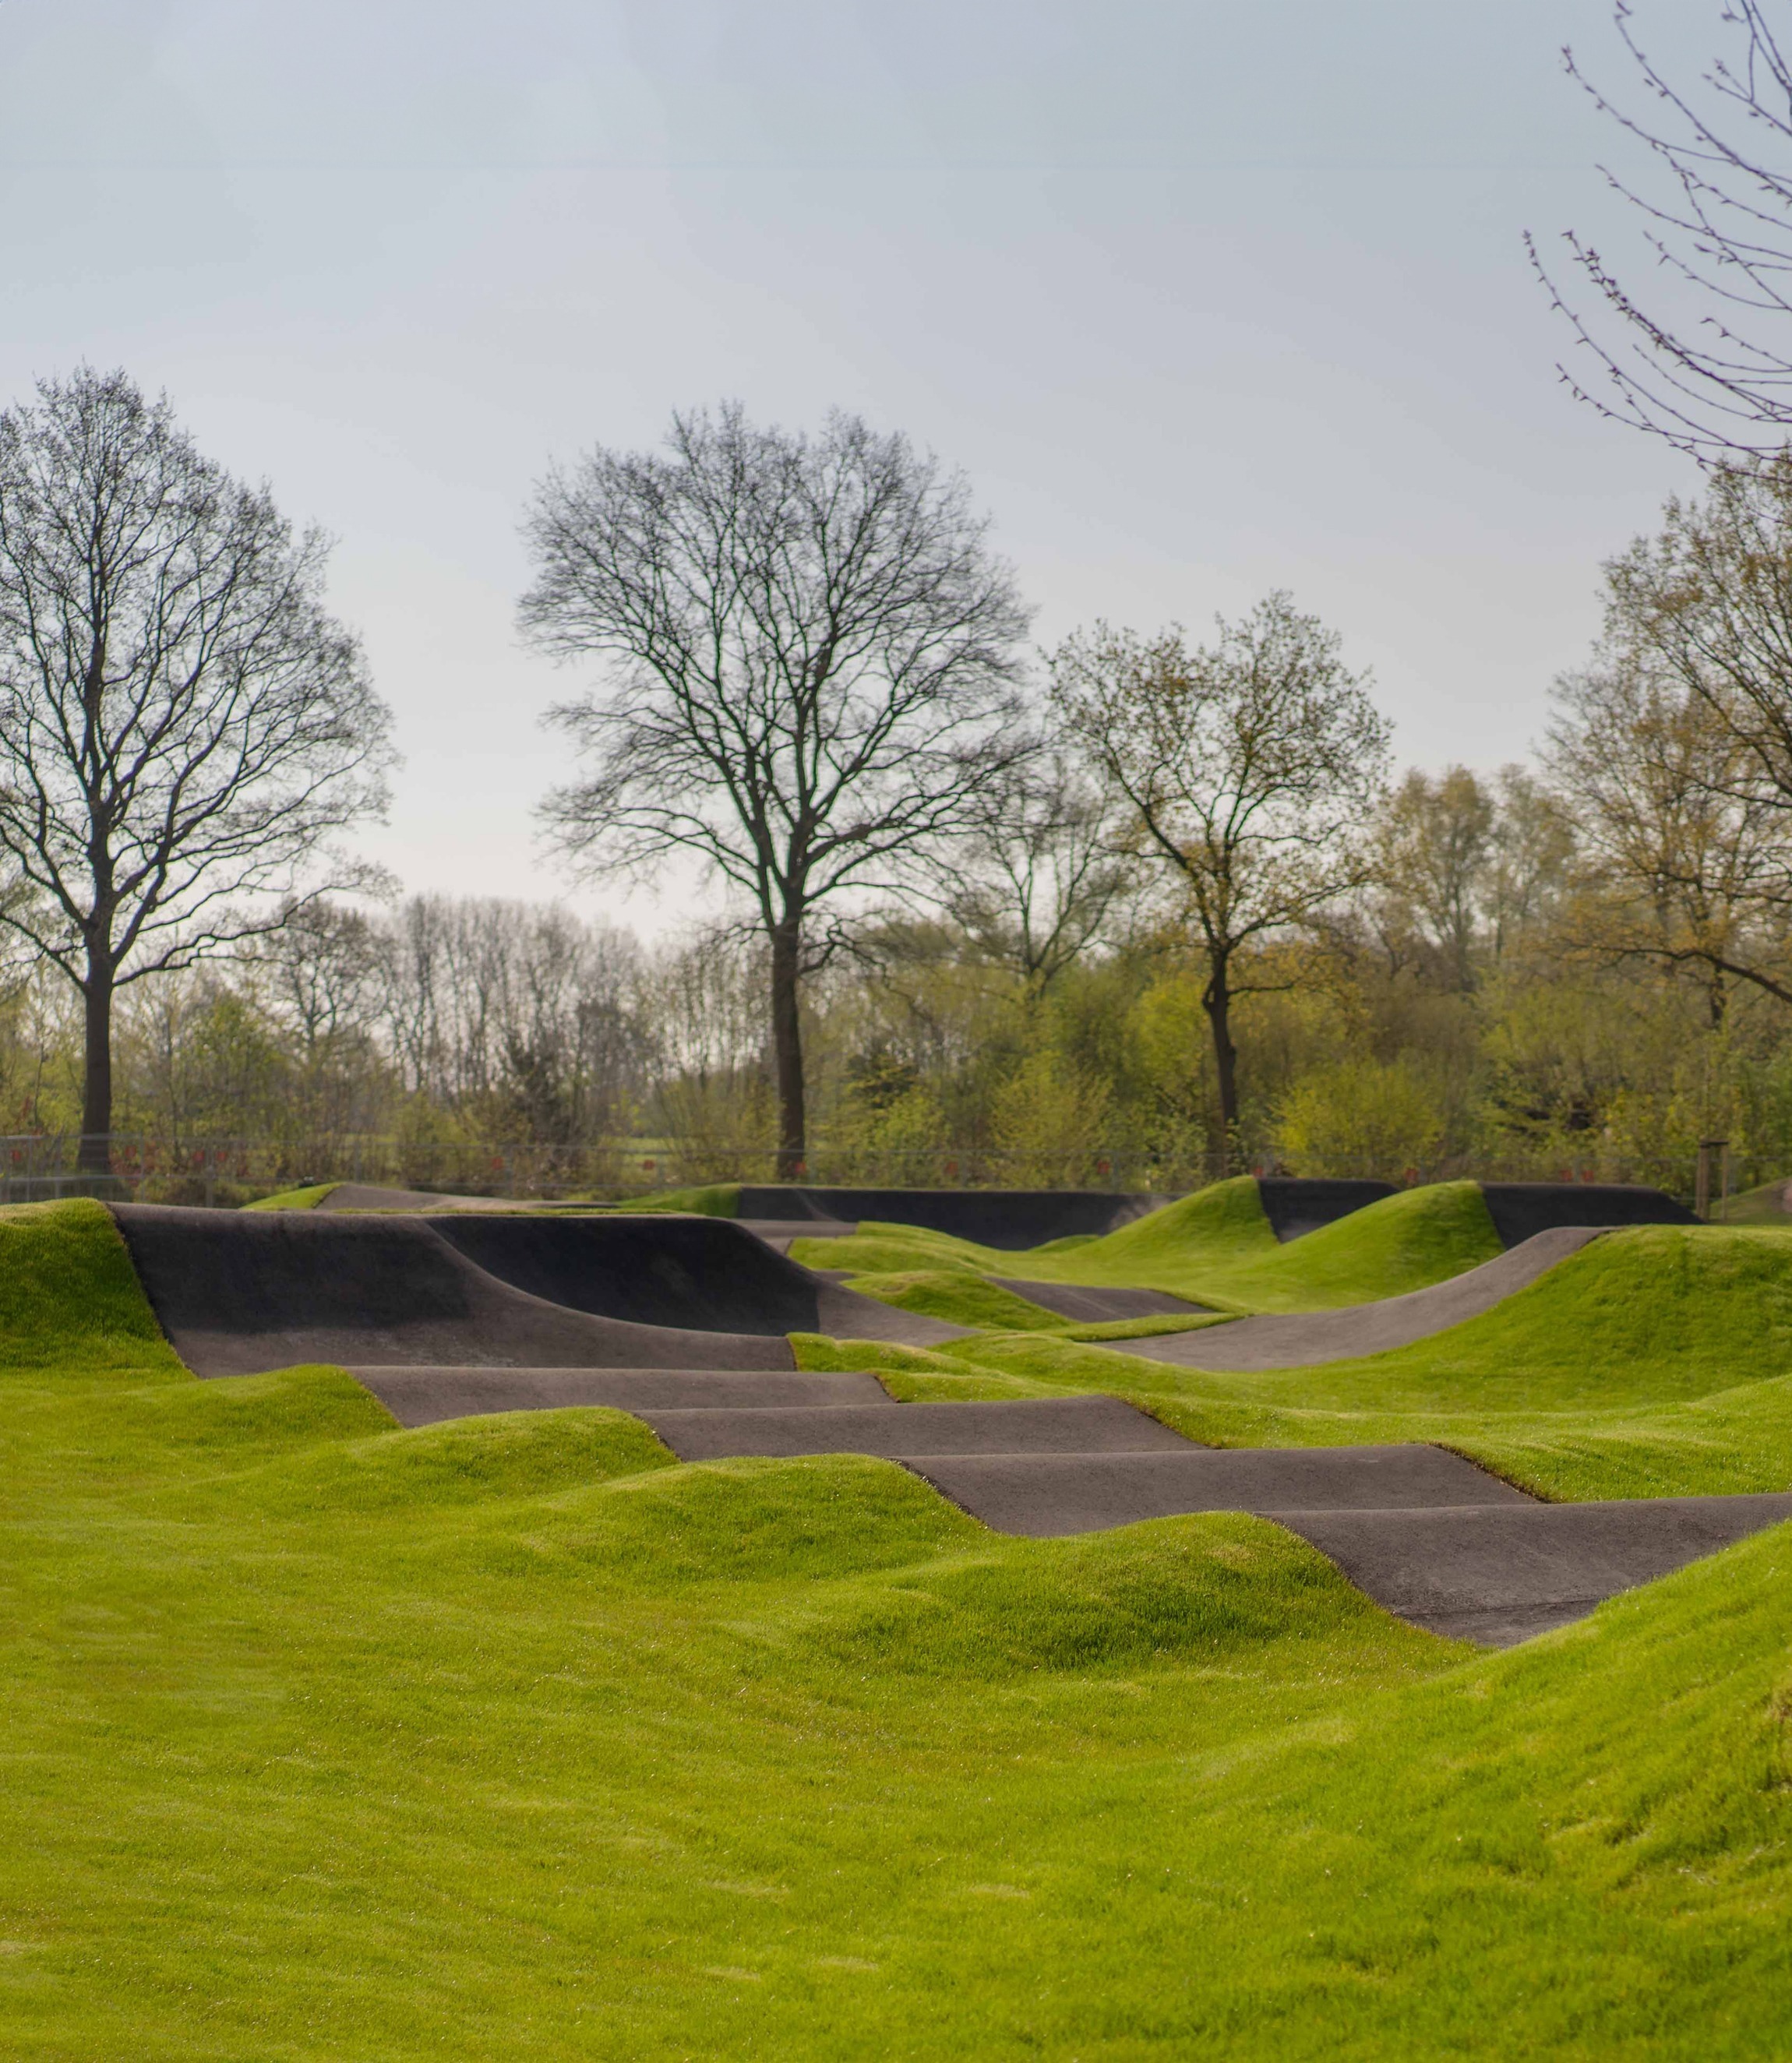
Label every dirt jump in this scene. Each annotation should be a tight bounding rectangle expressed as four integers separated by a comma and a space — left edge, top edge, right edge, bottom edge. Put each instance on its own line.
111, 1205, 966, 1377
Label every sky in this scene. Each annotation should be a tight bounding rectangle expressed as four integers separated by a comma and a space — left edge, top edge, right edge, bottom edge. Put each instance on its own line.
0, 0, 1719, 934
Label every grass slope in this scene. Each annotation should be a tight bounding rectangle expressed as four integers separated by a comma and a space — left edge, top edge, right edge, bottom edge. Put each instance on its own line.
807, 1222, 1792, 1418
609, 1181, 743, 1215
800, 1177, 1505, 1315
8, 1353, 1792, 2054
834, 1267, 1092, 1331
0, 1197, 185, 1373
797, 1223, 1792, 1501
242, 1182, 340, 1211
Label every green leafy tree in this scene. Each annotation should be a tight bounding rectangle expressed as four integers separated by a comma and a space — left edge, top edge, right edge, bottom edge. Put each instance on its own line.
1052, 594, 1390, 1169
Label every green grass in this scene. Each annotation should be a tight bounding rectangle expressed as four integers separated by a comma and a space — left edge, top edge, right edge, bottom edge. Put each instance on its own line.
9, 1350, 1792, 2054
609, 1180, 743, 1215
1718, 1176, 1792, 1225
795, 1177, 1505, 1314
797, 1222, 1792, 1502
12, 1197, 1792, 2051
0, 1198, 186, 1372
838, 1266, 1091, 1330
243, 1183, 341, 1211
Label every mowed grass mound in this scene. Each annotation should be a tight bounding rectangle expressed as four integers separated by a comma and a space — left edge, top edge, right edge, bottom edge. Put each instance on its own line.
805, 1177, 1505, 1315
799, 1222, 1792, 1501
1174, 1222, 1792, 1411
609, 1180, 743, 1215
9, 1349, 1792, 2054
242, 1182, 340, 1211
0, 1197, 184, 1375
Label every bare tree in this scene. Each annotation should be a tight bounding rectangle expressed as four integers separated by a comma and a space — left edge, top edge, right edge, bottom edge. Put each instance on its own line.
1373, 766, 1496, 989
946, 752, 1129, 994
0, 369, 393, 1168
1532, 2, 1792, 458
520, 403, 1031, 1176
1601, 453, 1792, 812
1486, 765, 1576, 960
1051, 594, 1390, 1165
1547, 655, 1792, 1022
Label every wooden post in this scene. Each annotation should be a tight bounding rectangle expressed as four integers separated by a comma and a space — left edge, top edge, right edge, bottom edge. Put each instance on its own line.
1696, 1138, 1729, 1222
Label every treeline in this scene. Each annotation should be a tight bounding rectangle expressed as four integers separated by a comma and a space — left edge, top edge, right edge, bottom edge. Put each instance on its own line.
11, 375, 1792, 1203
0, 727, 1787, 1201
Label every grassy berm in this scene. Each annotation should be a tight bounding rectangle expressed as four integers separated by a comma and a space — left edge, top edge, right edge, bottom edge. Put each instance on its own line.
800, 1176, 1506, 1315
7, 1200, 1792, 2057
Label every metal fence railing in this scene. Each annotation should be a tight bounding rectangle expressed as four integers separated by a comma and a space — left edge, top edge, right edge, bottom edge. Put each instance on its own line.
0, 1130, 1766, 1212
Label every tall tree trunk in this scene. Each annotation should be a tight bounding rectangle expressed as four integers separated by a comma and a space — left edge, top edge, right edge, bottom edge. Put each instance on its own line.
1202, 954, 1238, 1177
769, 920, 806, 1181
79, 954, 115, 1176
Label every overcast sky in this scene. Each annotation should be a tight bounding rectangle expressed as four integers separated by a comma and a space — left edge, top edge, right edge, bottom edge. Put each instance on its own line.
0, 0, 1716, 932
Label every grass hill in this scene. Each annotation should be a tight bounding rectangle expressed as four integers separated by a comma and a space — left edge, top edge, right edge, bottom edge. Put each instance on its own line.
9, 1197, 1792, 2050
806, 1176, 1506, 1314
243, 1181, 340, 1211
5, 1328, 1792, 2052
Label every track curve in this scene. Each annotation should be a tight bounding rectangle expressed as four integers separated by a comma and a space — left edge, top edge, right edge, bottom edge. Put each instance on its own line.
1122, 1226, 1607, 1369
111, 1205, 962, 1377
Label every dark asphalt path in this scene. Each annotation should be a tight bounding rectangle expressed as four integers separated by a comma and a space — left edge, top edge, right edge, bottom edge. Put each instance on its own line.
1123, 1228, 1608, 1370
355, 1366, 892, 1426
637, 1395, 1190, 1462
903, 1444, 1534, 1532
1275, 1494, 1792, 1644
113, 1205, 961, 1377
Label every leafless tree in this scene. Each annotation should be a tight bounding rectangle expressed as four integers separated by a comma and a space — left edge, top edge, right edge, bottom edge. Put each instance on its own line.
1372, 766, 1497, 990
946, 752, 1130, 993
520, 403, 1032, 1176
1532, 2, 1792, 458
1546, 654, 1792, 1021
374, 894, 647, 1137
1051, 594, 1390, 1165
1486, 766, 1577, 960
1601, 453, 1792, 811
0, 369, 393, 1167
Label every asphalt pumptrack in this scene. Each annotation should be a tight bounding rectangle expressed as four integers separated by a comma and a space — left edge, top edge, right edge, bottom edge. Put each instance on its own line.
111, 1180, 1792, 1649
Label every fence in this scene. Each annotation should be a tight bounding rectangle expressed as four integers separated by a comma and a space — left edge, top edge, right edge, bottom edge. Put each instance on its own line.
0, 1130, 1764, 1211
0, 1133, 1222, 1204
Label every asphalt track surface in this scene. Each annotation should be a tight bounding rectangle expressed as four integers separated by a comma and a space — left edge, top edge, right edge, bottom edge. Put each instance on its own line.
1257, 1177, 1395, 1240
729, 1187, 1179, 1247
637, 1395, 1193, 1461
902, 1443, 1535, 1531
987, 1278, 1211, 1321
112, 1205, 965, 1377
356, 1367, 891, 1426
1279, 1494, 1792, 1644
1124, 1227, 1608, 1370
1476, 1180, 1695, 1243
122, 1194, 1784, 1642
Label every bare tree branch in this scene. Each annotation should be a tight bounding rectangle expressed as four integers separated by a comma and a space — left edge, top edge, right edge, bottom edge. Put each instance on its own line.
1533, 2, 1792, 458
0, 366, 394, 1166
520, 402, 1031, 1173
